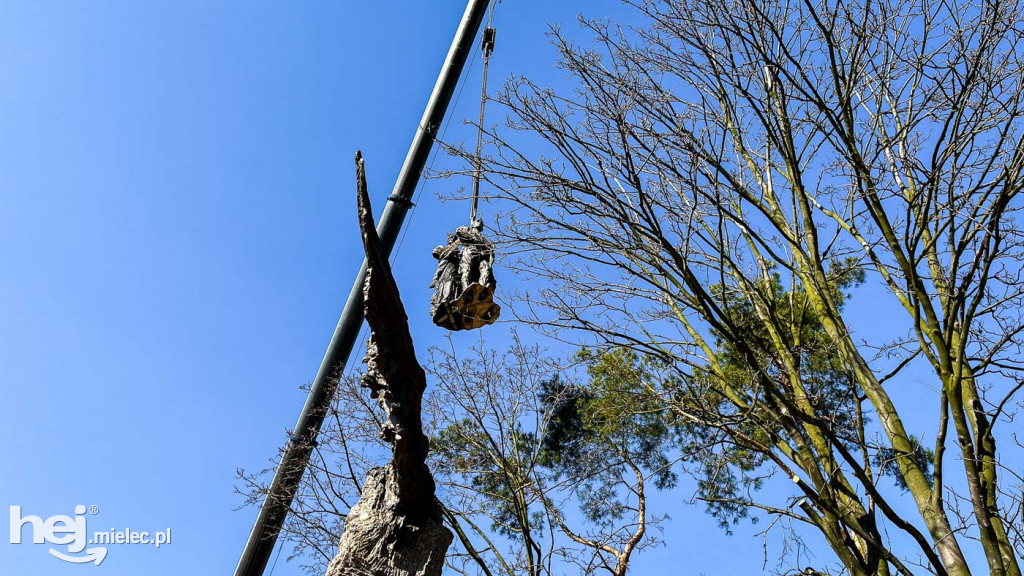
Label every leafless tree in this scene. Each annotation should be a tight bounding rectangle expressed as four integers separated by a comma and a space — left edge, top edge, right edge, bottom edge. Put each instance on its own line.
238, 335, 675, 576
455, 1, 1024, 574
426, 337, 676, 576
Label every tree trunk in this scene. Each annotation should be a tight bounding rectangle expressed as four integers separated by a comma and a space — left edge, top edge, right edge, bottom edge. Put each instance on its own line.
325, 152, 452, 576
325, 467, 451, 576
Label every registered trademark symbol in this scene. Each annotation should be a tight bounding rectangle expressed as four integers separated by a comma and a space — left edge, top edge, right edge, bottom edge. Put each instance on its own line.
89, 505, 99, 515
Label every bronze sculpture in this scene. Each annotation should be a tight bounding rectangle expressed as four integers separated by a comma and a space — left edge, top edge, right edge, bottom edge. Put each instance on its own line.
428, 219, 499, 331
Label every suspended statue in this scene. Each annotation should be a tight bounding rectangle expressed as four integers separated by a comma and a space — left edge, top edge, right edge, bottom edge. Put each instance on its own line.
429, 24, 500, 332
429, 219, 499, 331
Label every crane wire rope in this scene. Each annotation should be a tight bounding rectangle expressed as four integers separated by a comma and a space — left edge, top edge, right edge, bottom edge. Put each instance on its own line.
469, 2, 497, 223
266, 536, 285, 576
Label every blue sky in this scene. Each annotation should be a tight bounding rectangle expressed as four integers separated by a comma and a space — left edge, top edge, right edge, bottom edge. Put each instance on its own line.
0, 1, 941, 575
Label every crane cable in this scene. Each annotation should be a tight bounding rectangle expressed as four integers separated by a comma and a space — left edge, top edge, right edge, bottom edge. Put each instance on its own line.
427, 2, 502, 333
469, 4, 497, 223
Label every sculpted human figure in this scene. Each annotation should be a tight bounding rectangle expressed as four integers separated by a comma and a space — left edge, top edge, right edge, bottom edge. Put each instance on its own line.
453, 219, 495, 290
428, 220, 499, 331
429, 242, 461, 320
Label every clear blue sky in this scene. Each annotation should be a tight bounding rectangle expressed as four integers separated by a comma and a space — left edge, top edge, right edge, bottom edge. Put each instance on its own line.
0, 2, 899, 574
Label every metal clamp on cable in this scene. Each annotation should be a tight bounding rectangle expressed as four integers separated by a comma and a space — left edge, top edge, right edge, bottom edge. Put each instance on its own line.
481, 27, 496, 57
